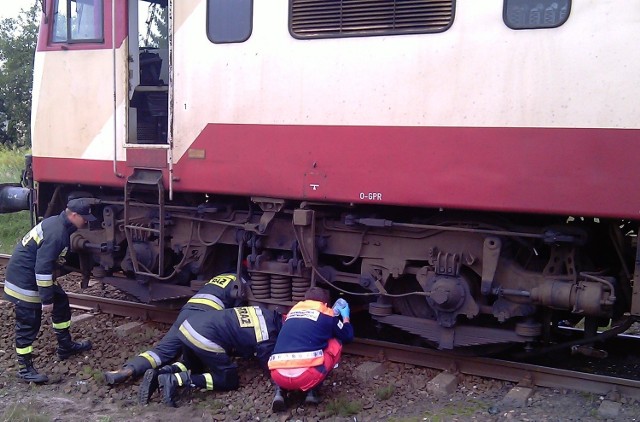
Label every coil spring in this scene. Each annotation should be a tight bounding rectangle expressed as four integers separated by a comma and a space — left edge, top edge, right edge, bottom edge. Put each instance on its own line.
270, 274, 292, 301
249, 272, 270, 299
291, 276, 311, 302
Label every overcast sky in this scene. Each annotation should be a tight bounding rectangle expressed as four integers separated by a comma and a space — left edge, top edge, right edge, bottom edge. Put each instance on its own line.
0, 1, 37, 21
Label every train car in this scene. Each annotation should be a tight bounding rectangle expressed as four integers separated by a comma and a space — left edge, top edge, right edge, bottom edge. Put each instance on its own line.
5, 0, 640, 351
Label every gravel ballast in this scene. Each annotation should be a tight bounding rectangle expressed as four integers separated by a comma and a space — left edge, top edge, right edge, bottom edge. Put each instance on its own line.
1, 299, 639, 421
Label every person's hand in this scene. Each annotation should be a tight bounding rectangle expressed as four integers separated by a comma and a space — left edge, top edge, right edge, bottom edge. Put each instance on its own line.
42, 303, 53, 313
338, 301, 350, 320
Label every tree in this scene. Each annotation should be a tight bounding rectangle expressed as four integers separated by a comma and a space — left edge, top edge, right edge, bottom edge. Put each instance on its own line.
140, 3, 168, 49
0, 3, 39, 147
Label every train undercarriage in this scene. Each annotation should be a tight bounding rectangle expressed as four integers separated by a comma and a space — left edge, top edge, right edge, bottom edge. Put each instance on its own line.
32, 171, 638, 352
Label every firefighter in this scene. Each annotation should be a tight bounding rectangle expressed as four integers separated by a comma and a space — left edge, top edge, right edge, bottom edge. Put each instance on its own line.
268, 287, 353, 412
153, 305, 283, 407
103, 272, 246, 401
3, 198, 96, 383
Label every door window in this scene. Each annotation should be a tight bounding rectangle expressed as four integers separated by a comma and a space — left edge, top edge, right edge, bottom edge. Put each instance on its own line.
52, 0, 104, 43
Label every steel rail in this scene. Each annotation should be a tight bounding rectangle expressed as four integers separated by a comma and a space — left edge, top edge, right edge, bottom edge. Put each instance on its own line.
1, 253, 640, 399
346, 338, 640, 400
65, 291, 180, 324
53, 288, 640, 400
0, 281, 179, 325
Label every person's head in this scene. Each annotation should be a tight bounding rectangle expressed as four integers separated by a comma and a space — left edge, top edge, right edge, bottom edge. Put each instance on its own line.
65, 198, 97, 229
304, 287, 330, 304
206, 273, 247, 308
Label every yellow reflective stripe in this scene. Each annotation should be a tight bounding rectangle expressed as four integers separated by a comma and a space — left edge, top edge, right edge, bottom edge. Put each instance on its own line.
203, 373, 214, 390
36, 280, 54, 287
22, 224, 44, 246
186, 297, 224, 310
174, 373, 184, 387
250, 306, 267, 342
36, 273, 53, 281
16, 346, 33, 355
4, 285, 41, 303
175, 362, 188, 372
52, 320, 71, 330
179, 322, 225, 353
140, 352, 160, 368
234, 306, 268, 342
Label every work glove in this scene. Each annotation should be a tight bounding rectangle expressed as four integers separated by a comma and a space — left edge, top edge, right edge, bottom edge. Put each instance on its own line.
332, 298, 347, 316
338, 301, 350, 320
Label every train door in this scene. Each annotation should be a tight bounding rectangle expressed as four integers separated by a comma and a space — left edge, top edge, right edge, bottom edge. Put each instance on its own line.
127, 0, 170, 146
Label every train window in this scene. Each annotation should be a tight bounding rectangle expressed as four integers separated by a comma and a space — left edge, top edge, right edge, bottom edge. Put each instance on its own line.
206, 0, 253, 44
289, 0, 455, 39
503, 0, 571, 29
52, 0, 104, 43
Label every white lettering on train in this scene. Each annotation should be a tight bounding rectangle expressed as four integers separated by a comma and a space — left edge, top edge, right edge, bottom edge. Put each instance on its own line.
359, 192, 383, 201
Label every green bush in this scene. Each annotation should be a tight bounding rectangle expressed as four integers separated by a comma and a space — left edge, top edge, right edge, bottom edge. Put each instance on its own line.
0, 145, 31, 253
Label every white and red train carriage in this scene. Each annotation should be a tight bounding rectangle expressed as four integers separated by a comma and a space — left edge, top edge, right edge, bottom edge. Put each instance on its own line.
3, 0, 639, 351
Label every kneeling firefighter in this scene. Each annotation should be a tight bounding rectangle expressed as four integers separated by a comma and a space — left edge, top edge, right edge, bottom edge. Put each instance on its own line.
103, 272, 246, 394
147, 305, 283, 407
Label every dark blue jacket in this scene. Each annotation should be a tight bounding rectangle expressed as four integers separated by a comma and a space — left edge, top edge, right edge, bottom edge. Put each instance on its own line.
178, 306, 282, 369
268, 300, 353, 369
3, 211, 77, 308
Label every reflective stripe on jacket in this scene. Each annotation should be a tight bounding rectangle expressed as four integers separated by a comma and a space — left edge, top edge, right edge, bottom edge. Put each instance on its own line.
177, 306, 281, 368
3, 212, 76, 308
268, 300, 353, 370
182, 273, 244, 311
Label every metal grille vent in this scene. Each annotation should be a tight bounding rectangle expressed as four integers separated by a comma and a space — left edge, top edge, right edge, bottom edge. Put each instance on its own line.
290, 0, 455, 39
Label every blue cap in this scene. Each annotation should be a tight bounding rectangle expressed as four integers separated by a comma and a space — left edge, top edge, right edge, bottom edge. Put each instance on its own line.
67, 198, 97, 222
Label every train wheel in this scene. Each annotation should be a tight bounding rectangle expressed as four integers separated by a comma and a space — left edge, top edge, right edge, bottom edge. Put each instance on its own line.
389, 275, 435, 320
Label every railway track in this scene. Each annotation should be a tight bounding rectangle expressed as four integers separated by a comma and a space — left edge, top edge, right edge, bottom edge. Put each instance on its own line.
1, 254, 640, 402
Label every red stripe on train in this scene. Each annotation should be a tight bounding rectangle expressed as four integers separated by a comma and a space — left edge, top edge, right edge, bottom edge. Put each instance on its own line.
32, 124, 640, 219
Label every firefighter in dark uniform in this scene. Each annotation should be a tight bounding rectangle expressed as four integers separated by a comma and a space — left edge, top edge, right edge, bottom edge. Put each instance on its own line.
3, 198, 96, 384
103, 273, 246, 402
268, 287, 354, 411
154, 305, 283, 407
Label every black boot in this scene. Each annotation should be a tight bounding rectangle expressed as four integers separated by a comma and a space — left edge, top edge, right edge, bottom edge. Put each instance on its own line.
158, 373, 178, 407
304, 387, 320, 405
158, 372, 190, 407
139, 364, 176, 404
55, 329, 92, 360
103, 365, 134, 385
17, 354, 49, 384
271, 385, 286, 412
139, 369, 159, 405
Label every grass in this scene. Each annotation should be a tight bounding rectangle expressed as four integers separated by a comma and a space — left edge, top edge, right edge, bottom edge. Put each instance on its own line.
420, 399, 486, 421
375, 384, 396, 401
1, 402, 51, 422
324, 397, 363, 417
79, 365, 104, 383
0, 145, 31, 253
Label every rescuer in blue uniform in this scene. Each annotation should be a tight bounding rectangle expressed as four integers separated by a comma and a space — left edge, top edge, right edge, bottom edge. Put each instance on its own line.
3, 198, 96, 383
268, 287, 353, 411
103, 273, 246, 400
154, 305, 283, 407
